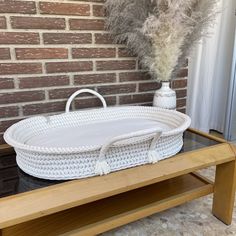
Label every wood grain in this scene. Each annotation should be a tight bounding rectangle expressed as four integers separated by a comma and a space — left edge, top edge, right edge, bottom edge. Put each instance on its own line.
2, 174, 213, 236
188, 128, 226, 143
212, 160, 236, 225
0, 143, 233, 229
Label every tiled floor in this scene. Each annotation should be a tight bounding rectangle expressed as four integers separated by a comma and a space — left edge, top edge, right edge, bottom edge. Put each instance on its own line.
102, 167, 236, 236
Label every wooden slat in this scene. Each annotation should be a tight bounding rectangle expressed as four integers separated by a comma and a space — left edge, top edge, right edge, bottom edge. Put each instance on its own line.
230, 143, 236, 155
212, 160, 236, 225
188, 128, 227, 143
69, 186, 212, 236
2, 174, 213, 236
191, 172, 214, 185
0, 143, 234, 229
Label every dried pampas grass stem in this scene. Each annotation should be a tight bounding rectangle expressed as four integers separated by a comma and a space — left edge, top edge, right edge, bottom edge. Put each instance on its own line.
105, 0, 219, 81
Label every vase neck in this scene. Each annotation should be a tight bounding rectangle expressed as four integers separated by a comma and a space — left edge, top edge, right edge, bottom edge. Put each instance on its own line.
161, 81, 170, 88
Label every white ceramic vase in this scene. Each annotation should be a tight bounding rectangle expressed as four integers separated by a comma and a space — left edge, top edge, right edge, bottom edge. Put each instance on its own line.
153, 81, 176, 110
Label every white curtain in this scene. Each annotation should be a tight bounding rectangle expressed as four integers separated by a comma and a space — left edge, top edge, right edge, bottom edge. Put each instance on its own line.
187, 0, 236, 133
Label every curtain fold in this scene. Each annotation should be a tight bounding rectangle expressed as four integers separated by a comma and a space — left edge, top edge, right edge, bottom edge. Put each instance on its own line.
187, 0, 236, 133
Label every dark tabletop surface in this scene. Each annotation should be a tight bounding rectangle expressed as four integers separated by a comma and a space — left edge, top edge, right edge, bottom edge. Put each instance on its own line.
0, 131, 219, 199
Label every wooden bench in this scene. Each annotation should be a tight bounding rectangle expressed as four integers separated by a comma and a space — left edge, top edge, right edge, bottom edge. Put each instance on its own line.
0, 129, 235, 236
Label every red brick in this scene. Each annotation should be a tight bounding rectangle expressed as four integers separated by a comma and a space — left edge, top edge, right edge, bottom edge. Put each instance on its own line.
74, 96, 116, 109
11, 16, 65, 30
39, 2, 90, 16
79, 0, 105, 2
176, 89, 187, 99
96, 60, 136, 71
138, 84, 187, 98
0, 1, 36, 14
0, 48, 10, 60
171, 79, 187, 89
0, 91, 45, 105
0, 32, 40, 45
46, 61, 93, 73
16, 48, 68, 60
74, 73, 116, 85
118, 48, 134, 57
0, 106, 19, 118
95, 33, 113, 44
0, 17, 6, 29
72, 48, 115, 58
23, 101, 66, 116
139, 82, 161, 92
49, 87, 94, 100
177, 98, 187, 108
0, 134, 5, 145
43, 33, 92, 44
98, 84, 136, 95
119, 72, 151, 82
137, 61, 144, 70
69, 19, 105, 30
0, 63, 42, 75
0, 119, 22, 133
19, 75, 69, 89
93, 5, 105, 17
119, 93, 154, 104
0, 78, 14, 89
177, 108, 186, 114
177, 68, 188, 78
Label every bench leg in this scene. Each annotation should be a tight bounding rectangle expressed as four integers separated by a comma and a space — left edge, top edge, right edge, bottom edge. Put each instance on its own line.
212, 160, 236, 225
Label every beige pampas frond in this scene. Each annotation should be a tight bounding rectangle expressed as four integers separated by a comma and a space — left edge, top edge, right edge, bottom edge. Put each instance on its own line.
105, 0, 219, 82
172, 0, 220, 77
141, 1, 193, 80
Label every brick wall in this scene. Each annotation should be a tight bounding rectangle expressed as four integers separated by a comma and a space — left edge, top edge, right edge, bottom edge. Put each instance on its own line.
0, 0, 188, 144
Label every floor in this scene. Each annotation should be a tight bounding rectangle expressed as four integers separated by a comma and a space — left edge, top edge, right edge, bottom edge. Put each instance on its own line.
102, 165, 236, 235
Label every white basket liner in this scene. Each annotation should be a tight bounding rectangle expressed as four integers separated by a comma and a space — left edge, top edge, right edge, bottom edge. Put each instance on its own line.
4, 89, 191, 180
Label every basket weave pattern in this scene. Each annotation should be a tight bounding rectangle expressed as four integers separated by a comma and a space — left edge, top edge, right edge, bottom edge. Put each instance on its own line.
15, 134, 183, 180
4, 90, 190, 180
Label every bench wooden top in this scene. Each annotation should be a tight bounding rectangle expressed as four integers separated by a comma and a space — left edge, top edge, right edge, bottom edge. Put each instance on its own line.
0, 138, 235, 229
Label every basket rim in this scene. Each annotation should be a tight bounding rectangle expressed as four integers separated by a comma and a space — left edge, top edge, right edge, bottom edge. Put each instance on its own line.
4, 106, 191, 154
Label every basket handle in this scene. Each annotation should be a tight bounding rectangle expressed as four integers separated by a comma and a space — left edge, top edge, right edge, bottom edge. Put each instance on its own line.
95, 128, 162, 176
65, 89, 107, 113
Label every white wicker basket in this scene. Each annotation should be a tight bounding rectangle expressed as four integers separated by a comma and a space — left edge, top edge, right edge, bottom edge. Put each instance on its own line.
4, 89, 191, 180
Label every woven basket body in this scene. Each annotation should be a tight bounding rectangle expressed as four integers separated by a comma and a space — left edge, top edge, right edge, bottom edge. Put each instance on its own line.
4, 90, 191, 180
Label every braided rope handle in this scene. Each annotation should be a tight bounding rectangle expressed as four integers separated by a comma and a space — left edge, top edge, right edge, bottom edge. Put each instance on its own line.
65, 89, 107, 113
95, 128, 163, 175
